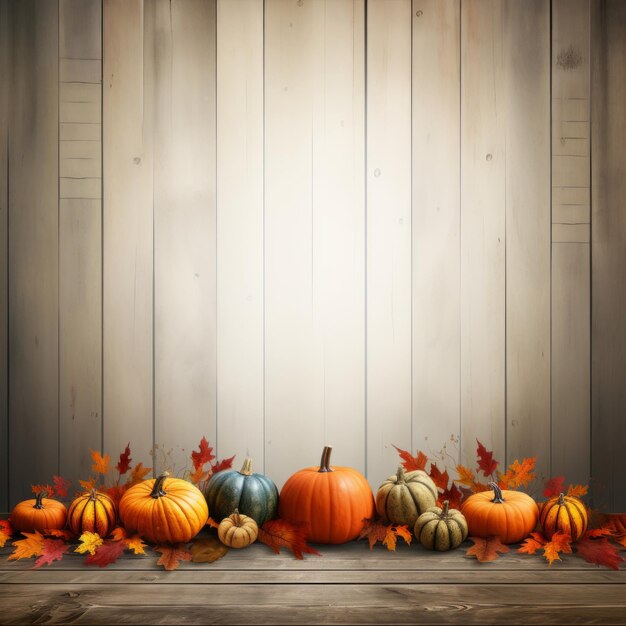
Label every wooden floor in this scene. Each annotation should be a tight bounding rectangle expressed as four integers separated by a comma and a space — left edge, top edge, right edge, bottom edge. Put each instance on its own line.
0, 541, 625, 625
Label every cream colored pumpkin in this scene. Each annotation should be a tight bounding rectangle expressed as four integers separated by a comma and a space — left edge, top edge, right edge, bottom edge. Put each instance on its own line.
414, 500, 468, 551
218, 509, 259, 548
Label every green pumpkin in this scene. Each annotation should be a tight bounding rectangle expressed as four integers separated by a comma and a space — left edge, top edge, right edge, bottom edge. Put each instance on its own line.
205, 458, 278, 526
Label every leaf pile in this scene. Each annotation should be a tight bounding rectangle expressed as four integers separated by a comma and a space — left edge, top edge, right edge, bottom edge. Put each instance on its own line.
358, 517, 412, 551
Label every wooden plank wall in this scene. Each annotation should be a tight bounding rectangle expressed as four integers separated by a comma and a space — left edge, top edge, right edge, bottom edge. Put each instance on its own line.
0, 0, 624, 511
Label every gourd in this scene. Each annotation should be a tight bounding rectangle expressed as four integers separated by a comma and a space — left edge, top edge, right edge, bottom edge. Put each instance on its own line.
414, 500, 468, 551
119, 472, 208, 544
376, 466, 438, 528
10, 491, 67, 534
539, 492, 588, 542
205, 457, 278, 526
68, 489, 116, 537
218, 509, 258, 548
279, 446, 375, 544
460, 481, 538, 544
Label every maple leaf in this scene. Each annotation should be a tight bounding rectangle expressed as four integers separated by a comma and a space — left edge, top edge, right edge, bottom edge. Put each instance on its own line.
34, 538, 69, 568
543, 476, 565, 498
79, 477, 97, 491
210, 455, 236, 475
499, 457, 536, 489
125, 535, 147, 555
592, 513, 626, 535
393, 445, 427, 472
31, 484, 54, 496
438, 483, 464, 510
105, 484, 128, 505
429, 463, 449, 491
85, 540, 126, 567
91, 450, 110, 475
518, 532, 547, 555
75, 531, 104, 555
358, 517, 411, 551
258, 519, 321, 560
189, 466, 206, 485
191, 436, 215, 471
543, 531, 573, 566
567, 484, 589, 498
9, 531, 45, 560
456, 464, 476, 488
206, 517, 220, 530
476, 440, 498, 477
465, 536, 510, 562
0, 520, 13, 548
383, 525, 412, 551
52, 475, 72, 499
110, 526, 128, 542
190, 536, 229, 563
127, 462, 152, 486
586, 527, 614, 538
43, 529, 73, 540
116, 443, 132, 475
156, 544, 193, 571
575, 534, 624, 570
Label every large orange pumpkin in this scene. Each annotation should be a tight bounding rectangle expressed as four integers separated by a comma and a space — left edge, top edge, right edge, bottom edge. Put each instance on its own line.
540, 492, 588, 542
119, 472, 208, 544
279, 446, 375, 544
68, 489, 117, 537
461, 481, 538, 544
11, 491, 67, 534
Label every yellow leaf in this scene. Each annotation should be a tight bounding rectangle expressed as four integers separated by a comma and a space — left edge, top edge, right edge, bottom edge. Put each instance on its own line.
75, 531, 103, 555
79, 477, 97, 491
394, 525, 413, 547
91, 450, 110, 475
382, 527, 398, 551
125, 535, 146, 555
9, 531, 45, 560
456, 464, 476, 488
127, 462, 152, 486
543, 531, 572, 566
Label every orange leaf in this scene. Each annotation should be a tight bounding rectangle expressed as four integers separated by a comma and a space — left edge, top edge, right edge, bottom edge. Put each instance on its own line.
85, 540, 126, 567
110, 527, 128, 542
125, 535, 146, 555
543, 531, 572, 566
358, 517, 411, 551
34, 538, 69, 568
586, 527, 614, 538
79, 477, 97, 492
393, 445, 427, 472
567, 484, 589, 498
456, 464, 476, 488
91, 450, 110, 475
543, 476, 565, 498
105, 484, 128, 506
9, 531, 45, 560
155, 544, 193, 571
189, 465, 206, 486
191, 436, 215, 471
576, 534, 623, 570
0, 520, 13, 548
592, 513, 626, 535
615, 535, 626, 549
392, 525, 412, 548
499, 457, 536, 489
31, 484, 54, 496
476, 440, 498, 477
206, 517, 220, 530
258, 519, 321, 560
429, 463, 449, 491
43, 529, 73, 541
466, 536, 509, 562
518, 532, 547, 555
116, 443, 132, 475
127, 462, 152, 486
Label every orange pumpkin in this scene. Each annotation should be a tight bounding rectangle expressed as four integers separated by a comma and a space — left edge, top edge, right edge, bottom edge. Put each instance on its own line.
461, 481, 538, 544
119, 472, 208, 544
10, 491, 67, 534
279, 446, 375, 544
540, 492, 588, 542
68, 489, 117, 537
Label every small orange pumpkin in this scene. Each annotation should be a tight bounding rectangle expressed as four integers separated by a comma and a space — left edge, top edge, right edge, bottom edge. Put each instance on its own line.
540, 492, 588, 542
68, 489, 117, 537
461, 481, 538, 544
279, 446, 375, 544
119, 472, 208, 544
10, 491, 67, 534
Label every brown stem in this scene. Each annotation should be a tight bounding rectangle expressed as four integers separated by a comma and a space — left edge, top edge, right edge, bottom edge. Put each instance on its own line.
441, 500, 450, 516
318, 446, 333, 473
150, 472, 169, 499
240, 458, 253, 476
396, 466, 406, 483
489, 481, 505, 504
33, 491, 47, 509
232, 508, 242, 526
557, 493, 566, 505
88, 489, 98, 501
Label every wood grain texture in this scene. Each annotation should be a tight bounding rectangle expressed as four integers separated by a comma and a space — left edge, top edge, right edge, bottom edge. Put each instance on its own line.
58, 0, 103, 486
503, 0, 551, 479
591, 0, 626, 512
216, 0, 264, 469
366, 0, 412, 485
411, 0, 461, 462
152, 0, 217, 475
8, 0, 59, 504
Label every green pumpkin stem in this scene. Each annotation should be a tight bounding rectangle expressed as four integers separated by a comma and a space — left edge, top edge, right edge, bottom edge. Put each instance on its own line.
441, 500, 450, 516
240, 458, 253, 476
557, 493, 566, 506
396, 466, 406, 483
150, 472, 169, 499
318, 446, 333, 473
33, 491, 47, 509
489, 481, 505, 504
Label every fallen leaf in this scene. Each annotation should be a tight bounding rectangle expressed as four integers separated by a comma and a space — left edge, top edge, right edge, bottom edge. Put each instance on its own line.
429, 463, 449, 491
518, 532, 547, 555
567, 484, 589, 498
125, 535, 147, 555
91, 450, 110, 475
128, 462, 152, 486
393, 445, 427, 472
615, 535, 626, 549
43, 529, 73, 540
206, 517, 220, 530
34, 538, 69, 568
543, 476, 565, 498
258, 518, 321, 560
476, 440, 498, 477
75, 531, 103, 555
52, 475, 72, 499
9, 531, 45, 560
543, 531, 573, 566
191, 436, 215, 471
190, 536, 229, 563
358, 518, 411, 551
85, 540, 126, 567
499, 457, 536, 489
210, 455, 236, 475
575, 535, 624, 570
465, 536, 510, 562
383, 525, 412, 551
116, 443, 132, 475
155, 544, 193, 571
0, 520, 13, 547
110, 527, 128, 542
592, 513, 626, 535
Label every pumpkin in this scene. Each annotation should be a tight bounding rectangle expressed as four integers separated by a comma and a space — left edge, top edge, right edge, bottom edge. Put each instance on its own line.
10, 491, 68, 534
414, 500, 468, 551
460, 481, 538, 544
279, 445, 375, 544
119, 472, 208, 544
540, 492, 588, 542
205, 457, 278, 526
68, 489, 117, 537
376, 466, 438, 528
218, 509, 259, 548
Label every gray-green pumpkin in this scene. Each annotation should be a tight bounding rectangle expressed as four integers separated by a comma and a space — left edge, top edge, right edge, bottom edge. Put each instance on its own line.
414, 500, 468, 551
375, 466, 438, 528
205, 458, 278, 526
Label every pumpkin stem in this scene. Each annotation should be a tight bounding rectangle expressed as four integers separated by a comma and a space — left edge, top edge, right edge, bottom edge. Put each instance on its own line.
88, 488, 98, 501
318, 446, 333, 473
396, 466, 406, 483
33, 491, 47, 509
150, 472, 169, 499
441, 500, 450, 516
488, 481, 505, 504
240, 458, 253, 476
557, 492, 566, 506
232, 508, 242, 526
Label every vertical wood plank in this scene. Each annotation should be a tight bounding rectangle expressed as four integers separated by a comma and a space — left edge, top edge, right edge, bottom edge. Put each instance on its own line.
551, 0, 591, 488
103, 0, 153, 464
504, 0, 551, 480
58, 0, 103, 485
265, 0, 365, 487
367, 0, 412, 483
591, 0, 626, 512
152, 0, 216, 474
216, 0, 264, 469
460, 0, 505, 467
411, 0, 461, 460
9, 0, 59, 504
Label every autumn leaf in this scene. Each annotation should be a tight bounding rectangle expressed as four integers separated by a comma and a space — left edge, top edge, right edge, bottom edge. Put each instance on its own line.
210, 455, 236, 475
105, 484, 128, 505
125, 535, 147, 555
567, 484, 589, 498
127, 462, 152, 486
438, 483, 464, 510
258, 519, 321, 560
393, 445, 427, 472
476, 440, 498, 477
499, 457, 536, 489
586, 527, 614, 538
43, 529, 73, 540
518, 532, 547, 555
543, 476, 565, 498
156, 544, 193, 571
543, 531, 573, 566
0, 520, 13, 548
575, 534, 624, 570
358, 517, 411, 551
456, 465, 476, 488
9, 531, 45, 560
79, 477, 97, 492
85, 540, 126, 567
75, 531, 103, 555
191, 436, 215, 471
592, 513, 626, 535
615, 535, 626, 549
116, 443, 132, 475
52, 475, 72, 499
206, 517, 220, 530
189, 466, 206, 485
429, 463, 449, 491
91, 450, 110, 475
34, 538, 69, 568
31, 484, 54, 496
465, 536, 510, 562
110, 526, 128, 542
383, 525, 412, 551
190, 536, 229, 563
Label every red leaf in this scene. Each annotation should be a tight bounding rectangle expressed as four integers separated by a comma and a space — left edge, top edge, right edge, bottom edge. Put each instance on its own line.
466, 536, 509, 562
258, 519, 321, 560
438, 483, 464, 510
429, 463, 450, 491
543, 476, 565, 498
33, 538, 69, 568
156, 544, 193, 571
85, 540, 127, 567
105, 484, 128, 506
210, 455, 236, 475
392, 445, 427, 472
52, 475, 72, 499
476, 440, 498, 477
586, 527, 614, 538
576, 535, 624, 570
116, 443, 132, 475
31, 484, 54, 496
518, 532, 547, 555
191, 436, 215, 471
